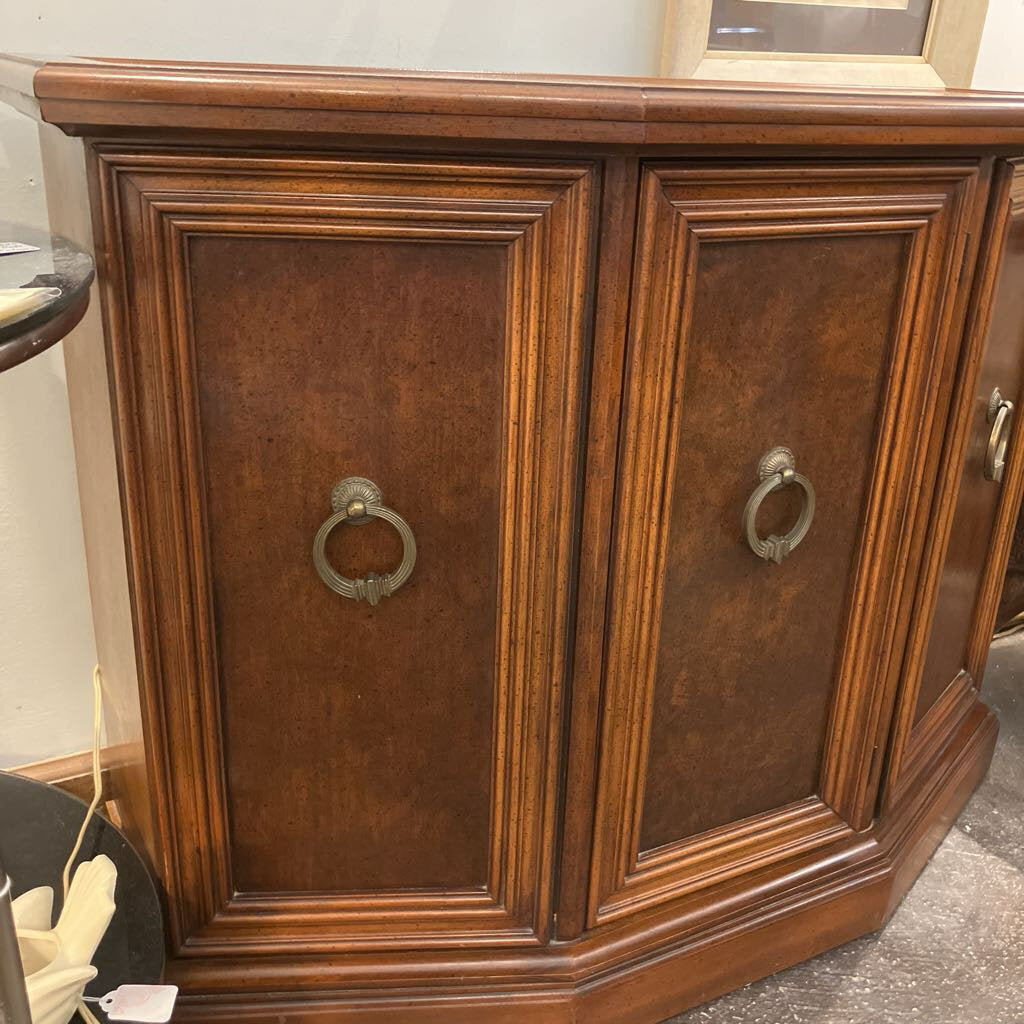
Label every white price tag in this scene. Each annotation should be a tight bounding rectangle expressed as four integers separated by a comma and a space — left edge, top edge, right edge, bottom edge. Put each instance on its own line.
0, 242, 40, 256
97, 984, 179, 1022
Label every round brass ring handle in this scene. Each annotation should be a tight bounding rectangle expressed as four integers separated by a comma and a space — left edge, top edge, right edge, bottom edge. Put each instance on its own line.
312, 477, 417, 605
742, 447, 816, 565
985, 388, 1014, 484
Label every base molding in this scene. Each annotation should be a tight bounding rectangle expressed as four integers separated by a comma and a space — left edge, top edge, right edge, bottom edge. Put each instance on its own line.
172, 703, 998, 1024
10, 745, 117, 803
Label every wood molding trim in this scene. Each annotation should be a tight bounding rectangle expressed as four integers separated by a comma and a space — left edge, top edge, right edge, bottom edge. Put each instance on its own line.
5, 58, 1024, 146
91, 146, 597, 954
587, 159, 979, 927
10, 746, 117, 803
162, 698, 998, 1021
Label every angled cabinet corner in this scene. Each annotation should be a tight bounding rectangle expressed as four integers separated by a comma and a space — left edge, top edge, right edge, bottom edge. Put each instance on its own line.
886, 159, 1024, 807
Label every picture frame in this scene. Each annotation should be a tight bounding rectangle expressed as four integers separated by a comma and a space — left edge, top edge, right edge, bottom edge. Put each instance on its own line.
661, 0, 990, 88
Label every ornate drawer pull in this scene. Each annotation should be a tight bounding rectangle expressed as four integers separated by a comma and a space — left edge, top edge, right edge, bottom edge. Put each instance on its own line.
985, 388, 1014, 484
312, 477, 417, 605
742, 447, 816, 565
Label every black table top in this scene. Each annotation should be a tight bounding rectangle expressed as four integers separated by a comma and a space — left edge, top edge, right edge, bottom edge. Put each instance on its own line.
0, 224, 94, 373
0, 771, 164, 1013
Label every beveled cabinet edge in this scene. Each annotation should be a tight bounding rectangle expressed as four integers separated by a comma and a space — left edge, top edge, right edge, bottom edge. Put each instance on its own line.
87, 145, 599, 953
586, 160, 981, 928
884, 159, 1024, 810
554, 155, 641, 940
7, 55, 1024, 146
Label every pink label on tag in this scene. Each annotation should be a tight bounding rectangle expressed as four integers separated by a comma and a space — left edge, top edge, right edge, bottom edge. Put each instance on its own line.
99, 984, 178, 1022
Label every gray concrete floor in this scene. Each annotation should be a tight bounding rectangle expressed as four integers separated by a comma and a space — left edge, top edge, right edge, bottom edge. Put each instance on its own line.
669, 633, 1024, 1024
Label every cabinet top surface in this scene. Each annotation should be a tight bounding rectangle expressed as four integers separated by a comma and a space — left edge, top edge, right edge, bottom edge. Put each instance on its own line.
4, 53, 1024, 148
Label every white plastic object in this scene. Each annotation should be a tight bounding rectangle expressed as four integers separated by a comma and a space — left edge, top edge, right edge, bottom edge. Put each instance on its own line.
12, 856, 117, 1024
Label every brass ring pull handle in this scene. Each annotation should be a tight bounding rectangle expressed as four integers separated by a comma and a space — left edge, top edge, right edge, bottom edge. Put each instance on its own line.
985, 388, 1014, 484
742, 447, 816, 564
312, 477, 417, 605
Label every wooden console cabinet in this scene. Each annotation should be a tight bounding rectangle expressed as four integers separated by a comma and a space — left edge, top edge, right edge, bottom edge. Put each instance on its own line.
5, 57, 1024, 1022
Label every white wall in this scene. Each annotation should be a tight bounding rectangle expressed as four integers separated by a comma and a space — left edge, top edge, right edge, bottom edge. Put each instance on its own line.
0, 118, 98, 767
972, 0, 1024, 91
0, 0, 1021, 767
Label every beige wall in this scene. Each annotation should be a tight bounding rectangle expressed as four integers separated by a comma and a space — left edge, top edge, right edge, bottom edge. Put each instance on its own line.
0, 118, 97, 767
972, 0, 1024, 91
0, 0, 1021, 767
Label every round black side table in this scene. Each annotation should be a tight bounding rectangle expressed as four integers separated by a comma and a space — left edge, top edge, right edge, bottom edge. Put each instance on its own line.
0, 772, 165, 1009
0, 224, 94, 372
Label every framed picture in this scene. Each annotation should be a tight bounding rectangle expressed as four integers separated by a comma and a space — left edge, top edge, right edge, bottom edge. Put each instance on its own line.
661, 0, 990, 88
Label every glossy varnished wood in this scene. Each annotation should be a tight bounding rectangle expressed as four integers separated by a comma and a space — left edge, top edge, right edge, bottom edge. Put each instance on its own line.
6, 56, 1024, 1024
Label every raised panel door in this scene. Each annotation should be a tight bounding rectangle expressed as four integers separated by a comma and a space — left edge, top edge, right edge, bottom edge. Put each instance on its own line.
587, 160, 979, 925
95, 148, 596, 954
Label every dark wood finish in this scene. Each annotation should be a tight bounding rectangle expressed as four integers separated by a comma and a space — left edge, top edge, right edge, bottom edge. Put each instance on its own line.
587, 160, 979, 927
6, 55, 1024, 1023
195, 234, 505, 895
13, 57, 1024, 148
92, 147, 595, 951
554, 155, 640, 941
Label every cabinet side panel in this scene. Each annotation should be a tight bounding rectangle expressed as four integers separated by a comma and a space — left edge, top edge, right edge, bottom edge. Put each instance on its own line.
39, 126, 156, 862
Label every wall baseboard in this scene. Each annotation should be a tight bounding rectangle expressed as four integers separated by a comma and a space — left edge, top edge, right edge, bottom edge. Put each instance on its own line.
10, 746, 118, 804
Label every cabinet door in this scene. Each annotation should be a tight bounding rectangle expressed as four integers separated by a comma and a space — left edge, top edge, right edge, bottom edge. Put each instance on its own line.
886, 160, 1024, 804
587, 160, 978, 925
96, 149, 595, 954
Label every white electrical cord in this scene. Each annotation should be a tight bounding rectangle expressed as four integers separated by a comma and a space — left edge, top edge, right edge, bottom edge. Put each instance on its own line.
60, 666, 105, 1024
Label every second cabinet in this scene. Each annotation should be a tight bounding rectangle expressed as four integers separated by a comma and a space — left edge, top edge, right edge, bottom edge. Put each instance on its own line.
586, 160, 979, 925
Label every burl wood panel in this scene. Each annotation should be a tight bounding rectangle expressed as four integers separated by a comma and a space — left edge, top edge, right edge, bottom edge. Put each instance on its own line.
190, 235, 505, 893
589, 161, 978, 926
914, 167, 1024, 724
94, 148, 595, 950
639, 231, 907, 851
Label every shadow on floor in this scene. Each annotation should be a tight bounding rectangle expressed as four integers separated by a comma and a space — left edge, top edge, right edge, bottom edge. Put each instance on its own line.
668, 634, 1024, 1024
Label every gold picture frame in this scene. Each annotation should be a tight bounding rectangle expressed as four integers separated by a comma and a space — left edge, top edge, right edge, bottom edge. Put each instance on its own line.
662, 0, 989, 88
